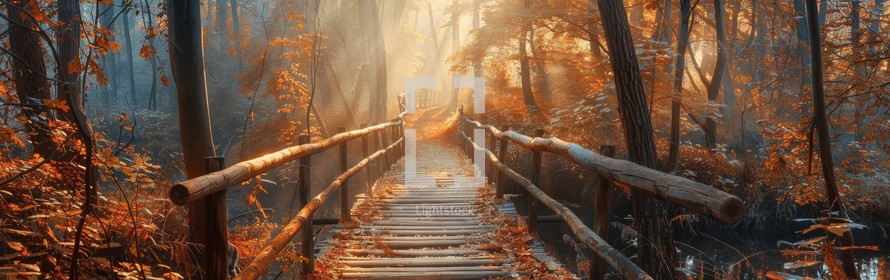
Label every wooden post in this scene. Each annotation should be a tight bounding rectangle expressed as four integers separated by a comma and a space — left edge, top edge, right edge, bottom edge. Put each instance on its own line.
373, 124, 384, 179
338, 128, 350, 222
298, 135, 313, 276
458, 107, 465, 151
496, 125, 511, 198
591, 145, 616, 280
380, 124, 392, 168
487, 127, 496, 179
204, 156, 227, 279
528, 129, 545, 235
391, 119, 401, 160
361, 124, 372, 194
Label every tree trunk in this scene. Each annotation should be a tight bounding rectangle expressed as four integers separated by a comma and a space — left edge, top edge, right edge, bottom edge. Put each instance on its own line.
168, 1, 219, 279
667, 0, 691, 172
473, 0, 482, 77
230, 0, 243, 74
140, 0, 159, 110
793, 0, 812, 85
390, 0, 407, 32
99, 3, 117, 107
6, 0, 55, 157
704, 0, 727, 149
57, 2, 99, 278
595, 0, 679, 278
360, 0, 388, 123
216, 0, 229, 33
803, 1, 860, 278
528, 29, 552, 96
519, 0, 538, 113
122, 2, 138, 106
586, 0, 603, 59
449, 1, 460, 109
323, 61, 359, 129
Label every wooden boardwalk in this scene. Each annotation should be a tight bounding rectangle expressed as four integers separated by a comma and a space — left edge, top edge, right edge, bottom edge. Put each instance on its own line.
314, 139, 572, 279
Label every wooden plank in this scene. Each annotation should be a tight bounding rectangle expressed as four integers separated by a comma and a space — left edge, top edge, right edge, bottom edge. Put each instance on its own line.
339, 270, 510, 279
339, 258, 505, 267
343, 249, 488, 257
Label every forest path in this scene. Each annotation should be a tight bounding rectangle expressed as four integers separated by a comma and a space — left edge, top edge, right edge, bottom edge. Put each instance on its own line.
312, 107, 572, 279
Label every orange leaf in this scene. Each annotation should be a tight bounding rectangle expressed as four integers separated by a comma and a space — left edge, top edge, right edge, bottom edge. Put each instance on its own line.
139, 44, 156, 60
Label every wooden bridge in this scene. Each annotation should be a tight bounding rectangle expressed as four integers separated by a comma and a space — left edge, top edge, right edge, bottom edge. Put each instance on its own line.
167, 108, 744, 279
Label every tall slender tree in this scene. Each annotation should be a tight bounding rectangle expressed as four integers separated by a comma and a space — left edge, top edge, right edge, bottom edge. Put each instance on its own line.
804, 0, 860, 278
360, 0, 388, 123
168, 0, 219, 278
6, 0, 55, 157
595, 0, 679, 278
704, 0, 728, 149
122, 1, 138, 105
667, 0, 691, 172
99, 3, 117, 107
519, 0, 538, 112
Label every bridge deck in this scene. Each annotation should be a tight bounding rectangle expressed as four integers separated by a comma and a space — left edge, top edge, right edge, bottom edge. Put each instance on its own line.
314, 138, 574, 279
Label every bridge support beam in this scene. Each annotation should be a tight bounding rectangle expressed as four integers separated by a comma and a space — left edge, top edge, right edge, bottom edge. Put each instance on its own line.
591, 145, 616, 279
298, 135, 313, 276
203, 157, 228, 279
339, 128, 350, 222
361, 124, 371, 194
495, 125, 510, 198
527, 129, 545, 235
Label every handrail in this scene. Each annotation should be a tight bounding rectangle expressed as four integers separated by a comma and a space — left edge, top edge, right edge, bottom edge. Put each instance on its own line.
458, 129, 653, 280
460, 117, 744, 224
234, 138, 404, 280
169, 120, 402, 205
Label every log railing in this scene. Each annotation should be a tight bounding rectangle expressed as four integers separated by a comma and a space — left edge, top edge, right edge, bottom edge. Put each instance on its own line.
168, 117, 405, 280
457, 110, 745, 280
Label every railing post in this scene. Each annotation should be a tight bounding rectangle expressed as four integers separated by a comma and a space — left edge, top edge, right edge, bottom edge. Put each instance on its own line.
465, 119, 473, 156
391, 118, 401, 159
528, 129, 545, 235
487, 127, 496, 180
458, 107, 465, 151
361, 124, 372, 194
298, 134, 313, 276
203, 156, 227, 279
338, 127, 350, 222
381, 124, 392, 168
496, 125, 511, 198
373, 124, 384, 179
591, 145, 616, 279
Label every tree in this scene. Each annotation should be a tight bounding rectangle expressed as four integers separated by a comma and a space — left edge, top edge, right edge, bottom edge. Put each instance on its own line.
57, 1, 98, 278
667, 0, 691, 172
703, 0, 728, 149
519, 0, 538, 112
803, 0, 859, 278
99, 2, 117, 107
168, 0, 220, 278
6, 0, 55, 157
595, 0, 679, 278
360, 0, 388, 123
122, 1, 138, 106
793, 0, 812, 85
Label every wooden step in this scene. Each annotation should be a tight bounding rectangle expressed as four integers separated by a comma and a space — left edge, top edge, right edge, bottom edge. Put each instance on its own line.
343, 249, 489, 257
339, 258, 506, 267
338, 270, 511, 280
